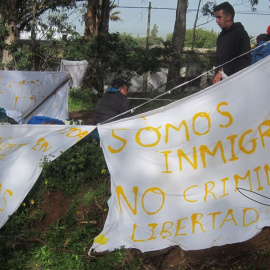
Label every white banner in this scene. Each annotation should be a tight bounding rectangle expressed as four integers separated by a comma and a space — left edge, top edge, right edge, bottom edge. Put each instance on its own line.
90, 56, 270, 253
0, 71, 70, 122
0, 125, 95, 229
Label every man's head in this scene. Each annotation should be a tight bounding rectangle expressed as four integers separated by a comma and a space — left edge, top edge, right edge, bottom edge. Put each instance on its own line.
256, 34, 269, 44
111, 77, 131, 96
214, 2, 235, 30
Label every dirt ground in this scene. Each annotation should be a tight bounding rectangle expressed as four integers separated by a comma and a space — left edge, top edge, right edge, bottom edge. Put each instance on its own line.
69, 109, 95, 125
67, 110, 270, 269
38, 188, 270, 269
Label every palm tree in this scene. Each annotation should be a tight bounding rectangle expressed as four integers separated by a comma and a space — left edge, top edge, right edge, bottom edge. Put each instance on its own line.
109, 1, 122, 22
84, 0, 122, 40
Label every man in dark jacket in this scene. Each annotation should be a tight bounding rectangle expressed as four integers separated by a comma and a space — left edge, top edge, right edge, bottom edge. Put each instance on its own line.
93, 77, 132, 124
213, 2, 251, 84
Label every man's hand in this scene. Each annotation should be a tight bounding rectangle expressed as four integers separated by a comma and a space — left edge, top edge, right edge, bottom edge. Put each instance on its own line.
213, 71, 222, 84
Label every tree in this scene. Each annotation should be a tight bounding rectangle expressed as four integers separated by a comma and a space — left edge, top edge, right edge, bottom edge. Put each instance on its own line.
149, 24, 164, 46
136, 24, 164, 47
84, 0, 119, 41
166, 0, 188, 90
201, 0, 260, 16
191, 0, 202, 51
185, 28, 218, 48
166, 28, 218, 49
0, 0, 75, 69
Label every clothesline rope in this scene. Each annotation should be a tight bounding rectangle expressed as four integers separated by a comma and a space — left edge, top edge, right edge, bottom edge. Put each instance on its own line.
98, 40, 270, 125
61, 63, 89, 66
128, 97, 176, 102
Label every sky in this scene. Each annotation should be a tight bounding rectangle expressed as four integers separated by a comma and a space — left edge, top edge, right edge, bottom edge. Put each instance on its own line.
84, 0, 270, 39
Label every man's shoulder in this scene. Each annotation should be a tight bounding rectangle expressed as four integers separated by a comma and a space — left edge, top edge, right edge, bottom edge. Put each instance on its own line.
103, 91, 122, 98
97, 91, 118, 104
231, 23, 248, 34
112, 91, 127, 100
104, 91, 128, 104
221, 23, 249, 41
258, 41, 270, 53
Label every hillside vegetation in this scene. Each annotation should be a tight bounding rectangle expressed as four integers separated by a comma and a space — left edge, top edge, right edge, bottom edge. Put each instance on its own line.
1, 86, 270, 270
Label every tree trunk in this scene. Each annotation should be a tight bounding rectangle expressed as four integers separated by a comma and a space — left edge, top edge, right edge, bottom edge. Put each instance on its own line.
2, 0, 18, 69
84, 0, 99, 40
0, 13, 3, 51
84, 0, 111, 93
166, 0, 188, 90
99, 0, 110, 35
31, 0, 37, 71
191, 0, 202, 51
84, 0, 111, 40
2, 22, 17, 69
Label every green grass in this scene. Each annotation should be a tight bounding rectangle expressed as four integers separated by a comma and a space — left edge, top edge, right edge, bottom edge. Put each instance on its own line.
68, 88, 99, 112
67, 85, 193, 114
0, 140, 120, 270
0, 133, 147, 269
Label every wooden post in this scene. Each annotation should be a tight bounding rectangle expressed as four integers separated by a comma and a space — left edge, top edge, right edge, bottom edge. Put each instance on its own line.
143, 2, 151, 93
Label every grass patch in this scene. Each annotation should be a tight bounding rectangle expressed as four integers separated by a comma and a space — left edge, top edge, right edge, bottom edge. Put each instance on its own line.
68, 88, 99, 112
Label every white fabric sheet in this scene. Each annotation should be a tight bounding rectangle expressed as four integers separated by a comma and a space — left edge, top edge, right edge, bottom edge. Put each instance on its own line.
0, 71, 69, 122
90, 56, 270, 253
0, 125, 96, 228
60, 60, 88, 88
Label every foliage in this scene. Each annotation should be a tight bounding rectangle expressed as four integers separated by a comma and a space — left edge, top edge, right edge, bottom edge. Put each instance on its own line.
136, 24, 164, 47
3, 31, 174, 90
0, 22, 8, 43
201, 1, 216, 17
0, 0, 78, 69
12, 42, 35, 69
62, 32, 174, 92
0, 138, 123, 270
201, 0, 259, 17
86, 32, 171, 75
68, 88, 99, 111
40, 140, 108, 195
0, 0, 76, 33
0, 139, 137, 269
167, 28, 218, 49
39, 8, 79, 40
185, 28, 217, 48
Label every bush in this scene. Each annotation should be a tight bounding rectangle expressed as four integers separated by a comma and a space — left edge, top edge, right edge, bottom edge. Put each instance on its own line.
68, 88, 99, 111
40, 140, 108, 195
0, 140, 119, 270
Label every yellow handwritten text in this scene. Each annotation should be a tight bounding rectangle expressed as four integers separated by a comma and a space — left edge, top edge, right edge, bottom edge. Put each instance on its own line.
131, 207, 259, 242
59, 127, 89, 142
0, 183, 13, 212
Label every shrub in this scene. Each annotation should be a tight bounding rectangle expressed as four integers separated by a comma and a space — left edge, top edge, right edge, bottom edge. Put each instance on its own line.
40, 140, 108, 195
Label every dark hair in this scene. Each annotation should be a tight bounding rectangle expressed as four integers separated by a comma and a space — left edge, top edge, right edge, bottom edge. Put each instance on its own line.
214, 2, 235, 19
256, 33, 270, 44
111, 77, 132, 88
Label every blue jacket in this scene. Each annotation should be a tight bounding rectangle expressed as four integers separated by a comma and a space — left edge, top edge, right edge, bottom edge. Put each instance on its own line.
252, 41, 270, 64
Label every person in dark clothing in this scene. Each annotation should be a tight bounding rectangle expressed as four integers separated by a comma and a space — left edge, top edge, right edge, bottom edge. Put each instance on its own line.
213, 2, 251, 84
93, 77, 132, 124
89, 77, 132, 142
